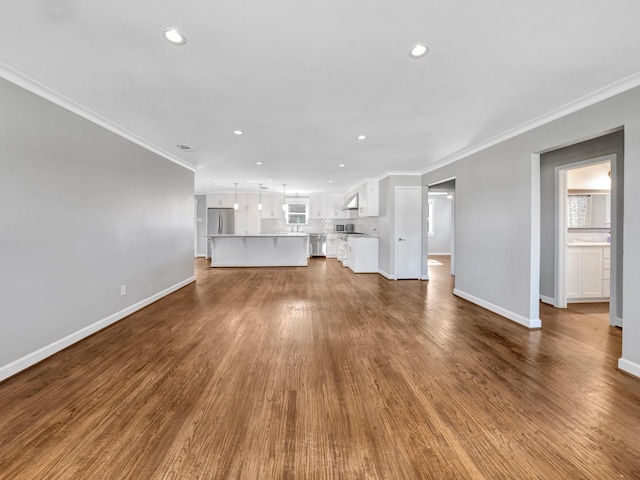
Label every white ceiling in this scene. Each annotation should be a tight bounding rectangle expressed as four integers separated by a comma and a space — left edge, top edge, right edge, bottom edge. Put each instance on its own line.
2, 1, 640, 195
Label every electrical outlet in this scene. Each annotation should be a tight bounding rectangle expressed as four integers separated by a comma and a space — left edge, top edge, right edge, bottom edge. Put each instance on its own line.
120, 285, 126, 296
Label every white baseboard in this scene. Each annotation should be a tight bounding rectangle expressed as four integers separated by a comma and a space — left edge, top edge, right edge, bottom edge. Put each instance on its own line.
0, 276, 196, 383
420, 275, 429, 281
614, 316, 623, 328
428, 252, 451, 256
378, 269, 396, 280
618, 358, 640, 379
454, 288, 542, 329
539, 295, 555, 306
195, 254, 207, 258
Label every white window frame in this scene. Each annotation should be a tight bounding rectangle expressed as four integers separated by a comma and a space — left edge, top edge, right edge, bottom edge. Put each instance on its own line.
286, 202, 309, 225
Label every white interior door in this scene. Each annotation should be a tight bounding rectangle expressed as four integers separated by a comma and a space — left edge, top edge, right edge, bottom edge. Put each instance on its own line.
396, 187, 421, 279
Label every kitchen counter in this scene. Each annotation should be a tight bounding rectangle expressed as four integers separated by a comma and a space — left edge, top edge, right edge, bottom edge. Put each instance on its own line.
208, 233, 309, 237
567, 242, 610, 247
206, 234, 309, 267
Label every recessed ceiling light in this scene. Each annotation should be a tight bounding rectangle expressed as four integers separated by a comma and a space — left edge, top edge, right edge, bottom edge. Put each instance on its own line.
357, 135, 366, 140
329, 180, 333, 183
339, 164, 345, 167
256, 162, 262, 165
410, 44, 429, 58
206, 177, 211, 180
164, 29, 186, 46
234, 130, 243, 135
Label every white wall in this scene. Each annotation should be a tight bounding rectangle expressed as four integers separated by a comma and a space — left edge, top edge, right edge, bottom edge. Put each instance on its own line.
428, 196, 453, 255
422, 84, 640, 378
0, 78, 195, 380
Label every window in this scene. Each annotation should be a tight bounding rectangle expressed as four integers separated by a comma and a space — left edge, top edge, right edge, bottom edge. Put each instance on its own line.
427, 200, 435, 236
286, 202, 308, 225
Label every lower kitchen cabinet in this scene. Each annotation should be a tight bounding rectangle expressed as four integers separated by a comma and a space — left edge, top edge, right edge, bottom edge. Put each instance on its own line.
347, 236, 378, 273
326, 233, 337, 258
566, 245, 610, 301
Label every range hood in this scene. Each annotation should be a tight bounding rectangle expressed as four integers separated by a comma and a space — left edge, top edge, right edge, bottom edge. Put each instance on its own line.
341, 193, 358, 210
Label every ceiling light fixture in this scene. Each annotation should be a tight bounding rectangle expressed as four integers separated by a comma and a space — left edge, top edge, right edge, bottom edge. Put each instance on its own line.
164, 29, 186, 46
234, 130, 243, 135
256, 162, 262, 165
339, 164, 345, 167
329, 180, 333, 183
409, 44, 429, 58
357, 135, 367, 140
233, 183, 239, 210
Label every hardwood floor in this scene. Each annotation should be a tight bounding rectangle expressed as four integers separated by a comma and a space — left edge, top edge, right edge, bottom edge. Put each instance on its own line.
1, 256, 639, 479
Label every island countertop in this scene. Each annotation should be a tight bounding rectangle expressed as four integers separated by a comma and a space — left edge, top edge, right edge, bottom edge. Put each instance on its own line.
206, 233, 309, 267
206, 233, 309, 238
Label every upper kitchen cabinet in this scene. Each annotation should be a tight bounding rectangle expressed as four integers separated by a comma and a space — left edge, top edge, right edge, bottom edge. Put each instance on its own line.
207, 192, 236, 208
309, 194, 350, 219
260, 193, 285, 219
309, 195, 329, 219
356, 180, 379, 217
236, 193, 259, 212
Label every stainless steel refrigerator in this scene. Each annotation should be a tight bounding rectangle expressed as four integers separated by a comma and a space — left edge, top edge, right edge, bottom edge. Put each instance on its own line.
207, 208, 235, 257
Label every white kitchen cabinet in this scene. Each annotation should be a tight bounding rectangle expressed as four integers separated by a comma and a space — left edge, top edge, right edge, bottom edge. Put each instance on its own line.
237, 193, 258, 211
260, 194, 284, 219
330, 194, 349, 219
326, 233, 337, 258
347, 180, 379, 217
566, 245, 610, 301
309, 195, 329, 219
337, 234, 348, 265
235, 211, 261, 235
347, 236, 379, 273
207, 192, 235, 208
309, 194, 349, 219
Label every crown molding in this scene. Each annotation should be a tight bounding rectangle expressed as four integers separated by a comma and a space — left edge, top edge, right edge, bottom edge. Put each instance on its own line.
0, 62, 196, 173
377, 171, 421, 181
422, 71, 640, 175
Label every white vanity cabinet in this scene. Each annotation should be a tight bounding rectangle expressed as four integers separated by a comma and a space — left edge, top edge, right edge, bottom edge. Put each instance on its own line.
566, 244, 610, 301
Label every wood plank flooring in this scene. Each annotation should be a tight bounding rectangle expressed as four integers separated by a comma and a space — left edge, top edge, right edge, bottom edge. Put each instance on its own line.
1, 257, 639, 479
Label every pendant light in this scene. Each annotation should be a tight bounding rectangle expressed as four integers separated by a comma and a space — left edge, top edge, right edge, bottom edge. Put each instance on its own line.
258, 184, 263, 211
233, 183, 239, 210
282, 184, 287, 211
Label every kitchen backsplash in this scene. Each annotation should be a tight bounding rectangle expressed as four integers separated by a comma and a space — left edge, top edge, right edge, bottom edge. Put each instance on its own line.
260, 217, 379, 235
261, 218, 337, 234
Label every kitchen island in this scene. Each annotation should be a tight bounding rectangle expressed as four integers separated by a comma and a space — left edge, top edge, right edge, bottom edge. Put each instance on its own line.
206, 233, 309, 267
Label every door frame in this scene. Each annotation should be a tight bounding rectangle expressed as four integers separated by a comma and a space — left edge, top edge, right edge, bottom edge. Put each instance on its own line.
395, 186, 422, 280
555, 154, 618, 326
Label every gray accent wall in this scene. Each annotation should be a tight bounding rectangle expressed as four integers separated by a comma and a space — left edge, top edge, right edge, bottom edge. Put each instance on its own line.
0, 78, 195, 375
421, 84, 640, 373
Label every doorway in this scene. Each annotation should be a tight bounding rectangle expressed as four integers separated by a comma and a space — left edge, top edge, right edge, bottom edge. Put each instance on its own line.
556, 156, 617, 326
427, 178, 456, 280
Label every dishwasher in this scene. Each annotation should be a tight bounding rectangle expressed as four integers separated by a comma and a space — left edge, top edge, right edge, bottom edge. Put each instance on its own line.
309, 234, 327, 257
